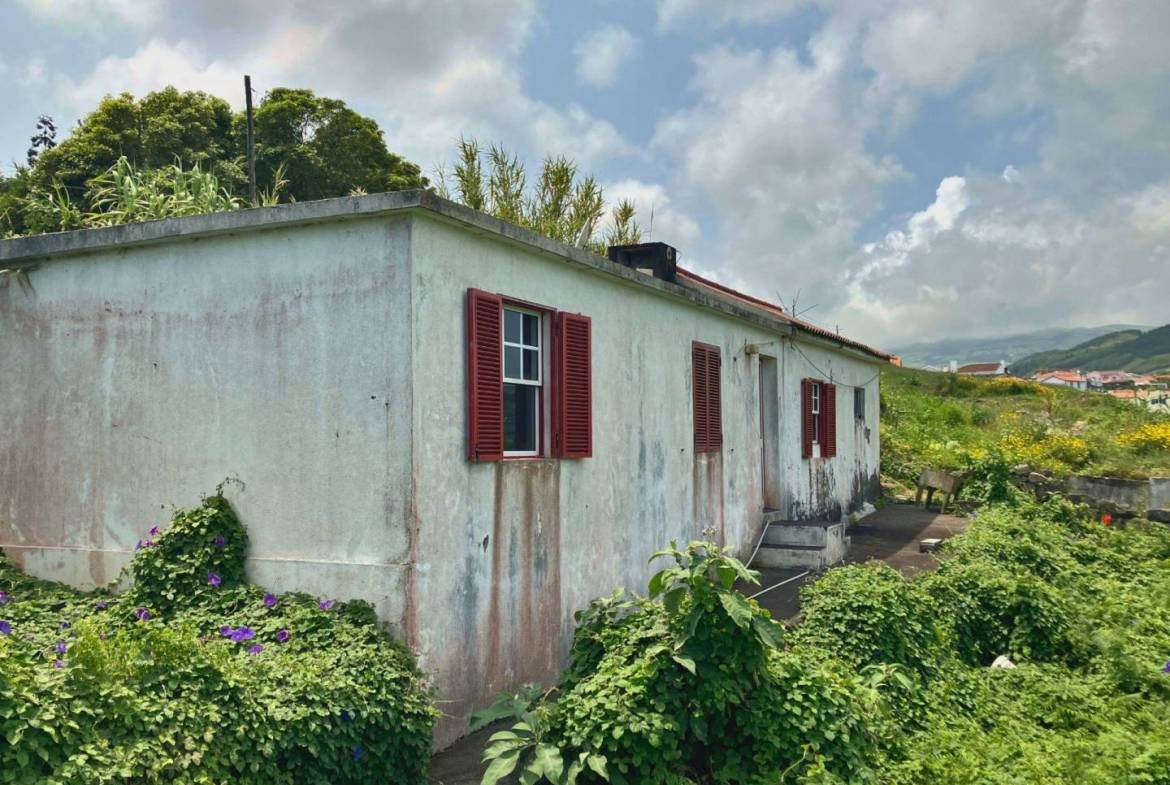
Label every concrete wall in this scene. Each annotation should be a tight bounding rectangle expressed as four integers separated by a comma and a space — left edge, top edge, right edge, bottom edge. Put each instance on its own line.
0, 198, 884, 749
0, 216, 415, 625
406, 213, 882, 744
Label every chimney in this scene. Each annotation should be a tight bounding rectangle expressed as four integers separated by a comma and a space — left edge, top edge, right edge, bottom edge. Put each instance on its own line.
607, 242, 677, 283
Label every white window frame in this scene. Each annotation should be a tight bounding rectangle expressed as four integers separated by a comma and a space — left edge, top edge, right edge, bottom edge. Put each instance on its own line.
502, 306, 543, 457
811, 381, 821, 444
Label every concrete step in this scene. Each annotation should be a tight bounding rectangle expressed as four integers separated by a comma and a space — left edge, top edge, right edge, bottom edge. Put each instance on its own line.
751, 518, 851, 571
762, 520, 848, 548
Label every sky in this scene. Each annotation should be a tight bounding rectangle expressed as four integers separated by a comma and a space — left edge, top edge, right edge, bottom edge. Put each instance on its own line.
2, 0, 1169, 349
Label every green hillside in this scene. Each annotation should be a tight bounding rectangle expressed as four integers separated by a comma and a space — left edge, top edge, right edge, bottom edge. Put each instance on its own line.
1010, 324, 1170, 375
881, 365, 1170, 490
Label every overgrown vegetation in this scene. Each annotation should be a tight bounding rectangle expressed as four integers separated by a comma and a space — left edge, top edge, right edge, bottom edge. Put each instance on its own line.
473, 499, 1170, 784
0, 492, 435, 784
881, 365, 1170, 488
1, 87, 425, 238
435, 137, 641, 254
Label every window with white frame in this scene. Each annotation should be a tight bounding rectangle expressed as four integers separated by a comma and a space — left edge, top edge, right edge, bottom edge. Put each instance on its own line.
503, 306, 542, 455
811, 381, 821, 443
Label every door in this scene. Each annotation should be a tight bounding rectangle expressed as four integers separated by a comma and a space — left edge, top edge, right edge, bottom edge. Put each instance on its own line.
758, 356, 781, 511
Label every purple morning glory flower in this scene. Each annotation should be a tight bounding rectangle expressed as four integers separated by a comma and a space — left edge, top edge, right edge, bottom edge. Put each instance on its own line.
135, 540, 144, 551
0, 591, 9, 605
263, 593, 277, 608
144, 540, 155, 548
247, 644, 263, 655
219, 625, 234, 637
55, 640, 68, 655
352, 744, 362, 762
94, 600, 108, 611
230, 627, 255, 642
135, 607, 150, 621
341, 709, 353, 722
0, 620, 11, 635
59, 621, 70, 630
53, 659, 65, 669
208, 572, 222, 587
213, 535, 226, 548
149, 526, 160, 536
319, 599, 335, 611
1162, 661, 1170, 674
276, 629, 290, 643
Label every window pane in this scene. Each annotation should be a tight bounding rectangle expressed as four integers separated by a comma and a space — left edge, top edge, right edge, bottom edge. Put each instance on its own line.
523, 348, 540, 381
504, 383, 537, 453
522, 313, 540, 347
504, 309, 522, 343
505, 346, 522, 379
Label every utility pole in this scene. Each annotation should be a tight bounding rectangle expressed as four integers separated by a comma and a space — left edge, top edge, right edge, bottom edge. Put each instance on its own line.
245, 75, 257, 206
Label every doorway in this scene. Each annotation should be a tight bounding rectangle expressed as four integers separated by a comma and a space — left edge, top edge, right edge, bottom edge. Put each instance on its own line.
758, 356, 781, 511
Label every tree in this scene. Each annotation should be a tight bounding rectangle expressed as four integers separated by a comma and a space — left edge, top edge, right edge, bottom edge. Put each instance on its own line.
251, 88, 426, 201
29, 88, 241, 195
26, 115, 57, 166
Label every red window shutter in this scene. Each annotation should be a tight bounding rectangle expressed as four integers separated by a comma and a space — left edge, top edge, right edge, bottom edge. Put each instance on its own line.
706, 346, 722, 450
801, 379, 814, 458
555, 312, 592, 458
823, 383, 837, 458
466, 288, 503, 461
692, 342, 709, 452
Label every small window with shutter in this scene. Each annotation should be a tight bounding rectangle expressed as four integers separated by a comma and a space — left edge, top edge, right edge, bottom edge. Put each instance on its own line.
692, 342, 722, 453
466, 289, 592, 461
802, 379, 837, 459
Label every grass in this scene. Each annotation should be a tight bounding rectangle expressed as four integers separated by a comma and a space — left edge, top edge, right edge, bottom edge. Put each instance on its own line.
881, 366, 1170, 491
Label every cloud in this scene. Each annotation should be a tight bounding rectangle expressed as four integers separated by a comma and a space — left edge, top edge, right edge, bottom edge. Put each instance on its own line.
604, 178, 702, 251
575, 25, 636, 88
55, 39, 245, 112
18, 0, 160, 28
653, 34, 901, 323
656, 0, 812, 30
841, 172, 1170, 345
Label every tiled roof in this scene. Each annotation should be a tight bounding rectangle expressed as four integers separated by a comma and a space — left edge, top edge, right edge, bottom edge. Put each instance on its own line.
675, 268, 891, 361
957, 362, 1003, 373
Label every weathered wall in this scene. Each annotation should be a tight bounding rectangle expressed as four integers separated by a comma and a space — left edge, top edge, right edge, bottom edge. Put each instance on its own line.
0, 216, 415, 624
778, 337, 882, 521
406, 214, 882, 744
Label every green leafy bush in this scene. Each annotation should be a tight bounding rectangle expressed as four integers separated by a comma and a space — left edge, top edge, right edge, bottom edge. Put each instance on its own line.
791, 563, 946, 677
0, 493, 436, 784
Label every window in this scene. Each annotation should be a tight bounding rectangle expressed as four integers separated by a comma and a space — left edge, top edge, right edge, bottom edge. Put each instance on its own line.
466, 289, 592, 461
810, 382, 821, 443
854, 387, 865, 422
802, 379, 837, 459
692, 342, 722, 452
503, 307, 542, 456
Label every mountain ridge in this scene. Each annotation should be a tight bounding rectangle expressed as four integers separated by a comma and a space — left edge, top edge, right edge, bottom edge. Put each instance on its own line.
1009, 324, 1170, 376
892, 324, 1149, 368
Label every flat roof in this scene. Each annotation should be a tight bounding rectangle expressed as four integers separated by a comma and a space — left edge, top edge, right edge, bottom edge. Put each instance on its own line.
0, 189, 889, 362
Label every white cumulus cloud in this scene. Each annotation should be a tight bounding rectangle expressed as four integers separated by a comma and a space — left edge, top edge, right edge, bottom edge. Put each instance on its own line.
575, 25, 636, 88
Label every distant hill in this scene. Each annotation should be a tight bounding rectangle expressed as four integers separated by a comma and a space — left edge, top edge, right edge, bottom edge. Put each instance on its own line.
892, 325, 1148, 369
1009, 324, 1170, 376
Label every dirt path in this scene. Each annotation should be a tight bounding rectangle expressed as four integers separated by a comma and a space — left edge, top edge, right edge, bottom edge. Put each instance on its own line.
427, 503, 969, 783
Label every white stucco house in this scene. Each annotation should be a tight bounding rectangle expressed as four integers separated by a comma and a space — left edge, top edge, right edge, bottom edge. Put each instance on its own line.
0, 191, 888, 744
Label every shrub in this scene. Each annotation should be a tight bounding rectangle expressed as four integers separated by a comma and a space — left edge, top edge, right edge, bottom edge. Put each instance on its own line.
922, 560, 1083, 665
0, 493, 436, 785
790, 563, 946, 677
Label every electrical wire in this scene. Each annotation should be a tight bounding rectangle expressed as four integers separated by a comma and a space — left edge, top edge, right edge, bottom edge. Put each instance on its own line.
789, 338, 883, 390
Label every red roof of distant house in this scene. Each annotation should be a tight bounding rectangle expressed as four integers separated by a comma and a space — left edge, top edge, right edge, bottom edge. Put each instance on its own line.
957, 362, 1003, 374
675, 268, 891, 361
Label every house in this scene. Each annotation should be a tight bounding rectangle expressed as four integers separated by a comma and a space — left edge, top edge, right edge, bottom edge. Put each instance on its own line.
0, 191, 887, 745
1109, 388, 1170, 413
1032, 370, 1088, 390
956, 360, 1007, 376
1087, 370, 1132, 388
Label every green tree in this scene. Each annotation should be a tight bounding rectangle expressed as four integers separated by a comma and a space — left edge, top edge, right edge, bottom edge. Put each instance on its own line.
251, 87, 426, 201
30, 88, 241, 195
